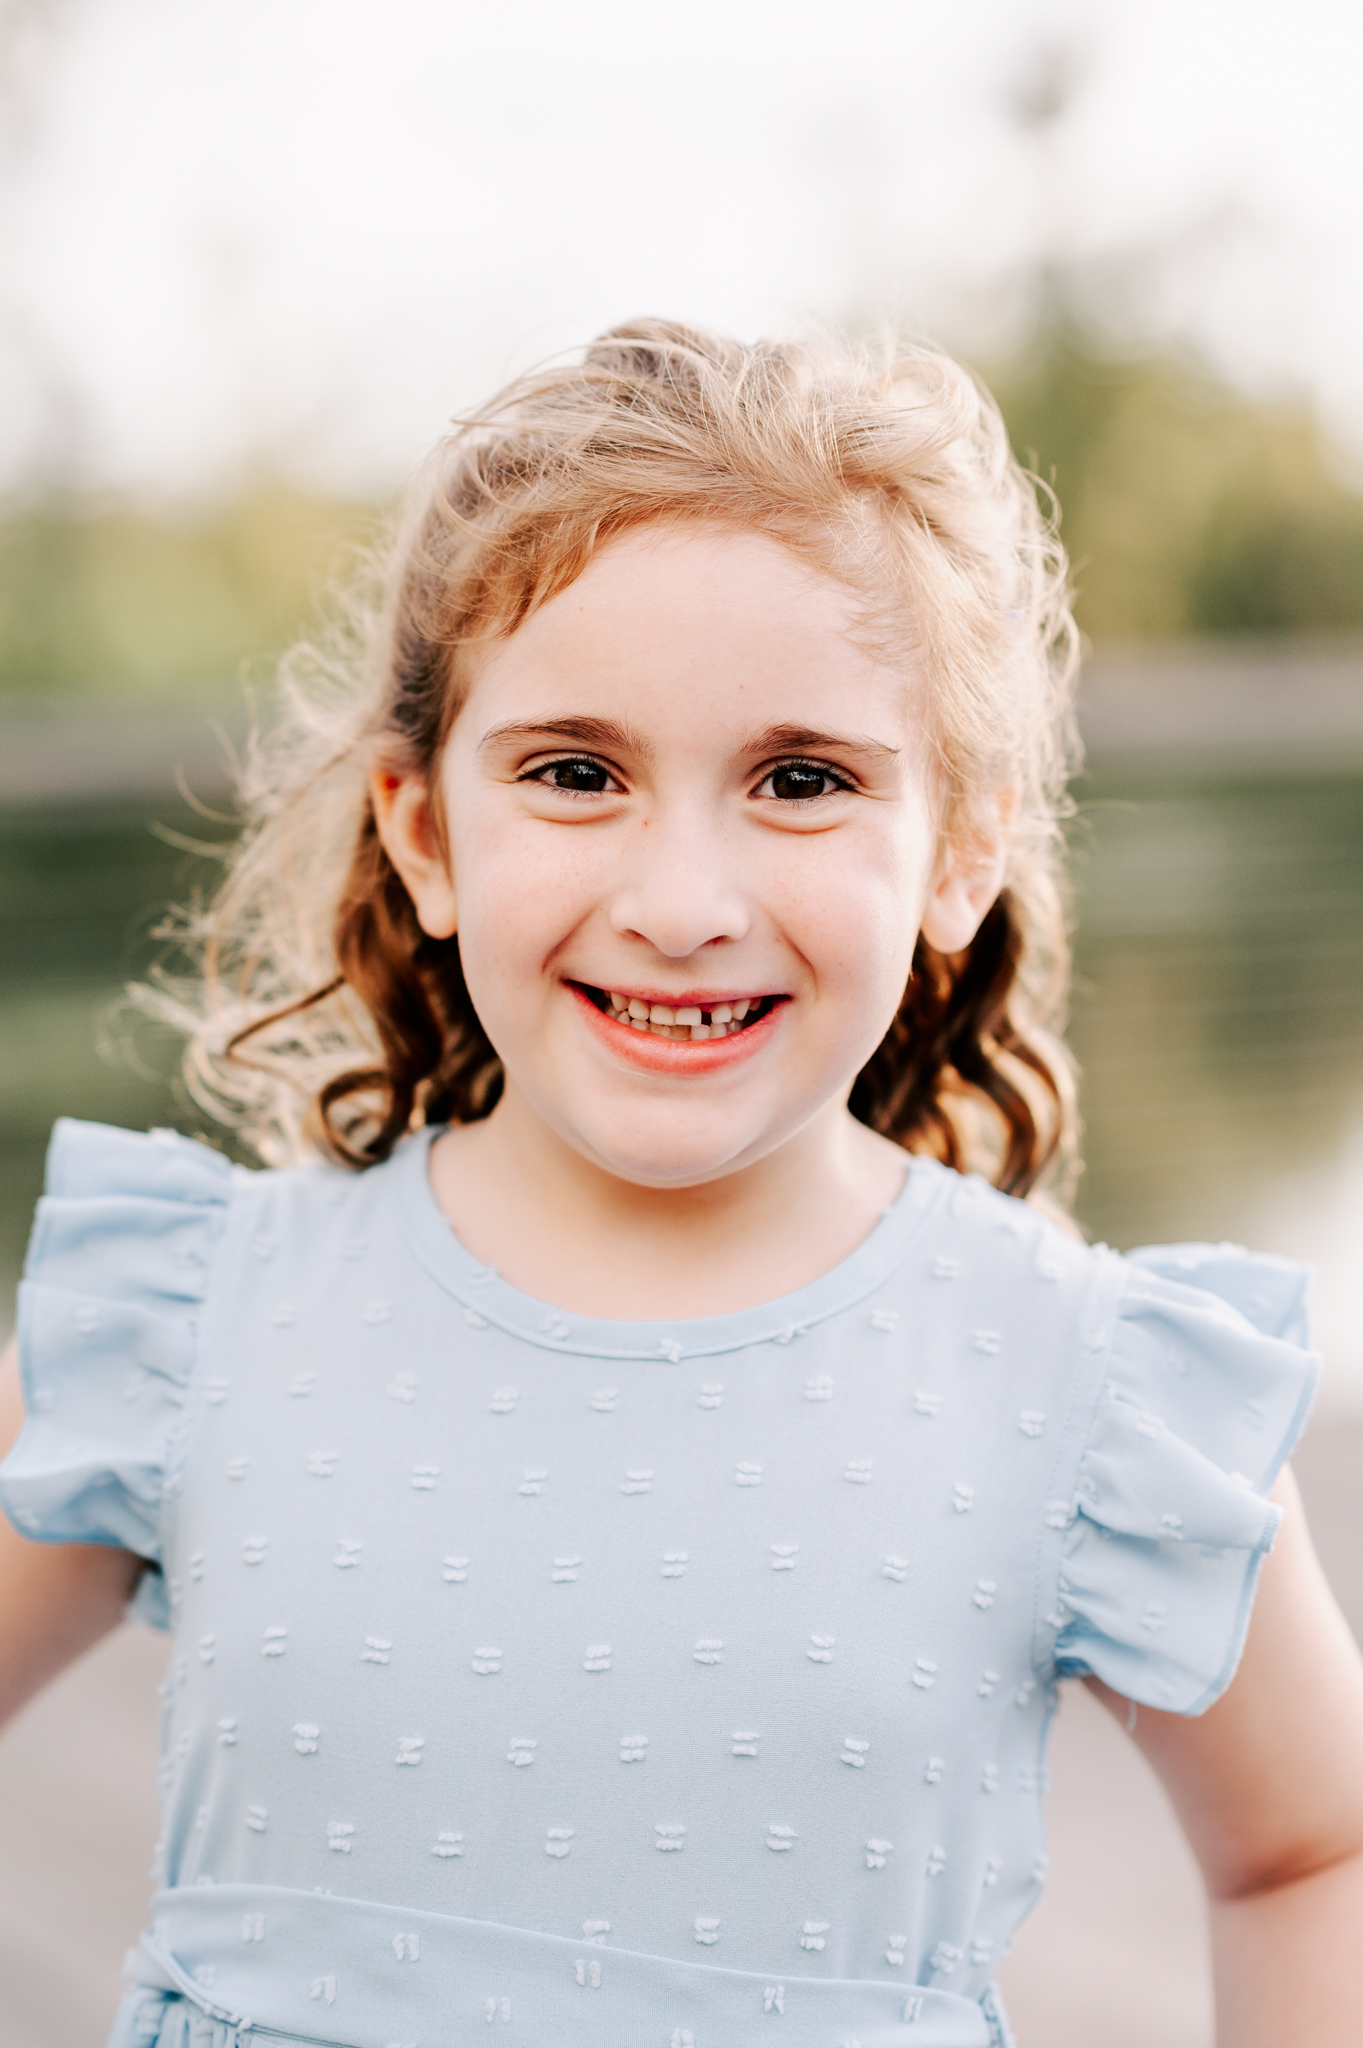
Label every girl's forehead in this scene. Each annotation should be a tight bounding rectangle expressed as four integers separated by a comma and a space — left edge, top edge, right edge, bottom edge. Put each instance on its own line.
458, 522, 917, 737
533, 520, 871, 630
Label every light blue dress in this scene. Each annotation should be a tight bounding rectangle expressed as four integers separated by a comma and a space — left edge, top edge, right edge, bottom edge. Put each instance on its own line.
0, 1119, 1317, 2048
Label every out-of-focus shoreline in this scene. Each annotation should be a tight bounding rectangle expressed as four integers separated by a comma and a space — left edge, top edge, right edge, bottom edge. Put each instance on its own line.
1, 640, 1361, 806
1078, 639, 1363, 767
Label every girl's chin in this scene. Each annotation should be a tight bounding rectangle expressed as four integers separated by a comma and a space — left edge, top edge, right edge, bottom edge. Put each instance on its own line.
551, 1072, 797, 1186
570, 1131, 773, 1191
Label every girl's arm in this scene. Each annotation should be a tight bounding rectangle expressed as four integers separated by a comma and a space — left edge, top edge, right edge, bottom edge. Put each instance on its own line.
0, 1336, 142, 1730
1089, 1465, 1363, 2047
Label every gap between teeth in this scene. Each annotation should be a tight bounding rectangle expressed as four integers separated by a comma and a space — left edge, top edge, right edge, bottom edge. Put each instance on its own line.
605, 993, 754, 1040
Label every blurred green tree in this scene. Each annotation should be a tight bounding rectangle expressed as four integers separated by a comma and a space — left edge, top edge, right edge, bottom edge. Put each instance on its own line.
0, 485, 375, 699
990, 325, 1363, 640
1, 328, 1362, 700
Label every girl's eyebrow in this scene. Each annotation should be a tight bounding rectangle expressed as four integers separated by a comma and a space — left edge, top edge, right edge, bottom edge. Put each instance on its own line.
478, 715, 652, 757
746, 722, 901, 764
477, 716, 900, 765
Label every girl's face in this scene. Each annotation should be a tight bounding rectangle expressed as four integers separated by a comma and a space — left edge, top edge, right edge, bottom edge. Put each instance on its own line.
381, 524, 1002, 1188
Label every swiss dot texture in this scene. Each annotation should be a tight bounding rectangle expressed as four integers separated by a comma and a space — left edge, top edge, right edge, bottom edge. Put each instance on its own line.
0, 1118, 1319, 2045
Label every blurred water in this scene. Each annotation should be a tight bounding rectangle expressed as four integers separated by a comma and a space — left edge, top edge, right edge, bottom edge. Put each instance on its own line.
0, 799, 233, 1322
1066, 769, 1363, 1404
2, 769, 1362, 1387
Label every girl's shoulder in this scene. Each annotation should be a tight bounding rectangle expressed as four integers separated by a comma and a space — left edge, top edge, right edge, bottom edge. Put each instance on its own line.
1053, 1231, 1318, 1712
17, 1115, 375, 1315
906, 1164, 1320, 1712
915, 1160, 1312, 1357
27, 1113, 401, 1256
926, 1164, 1318, 1513
0, 1120, 374, 1623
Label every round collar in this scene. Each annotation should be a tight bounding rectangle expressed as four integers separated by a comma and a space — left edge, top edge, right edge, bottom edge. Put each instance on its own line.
393, 1123, 949, 1362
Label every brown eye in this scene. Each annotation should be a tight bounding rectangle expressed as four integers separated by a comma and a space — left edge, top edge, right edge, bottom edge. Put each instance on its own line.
546, 758, 611, 792
767, 764, 836, 802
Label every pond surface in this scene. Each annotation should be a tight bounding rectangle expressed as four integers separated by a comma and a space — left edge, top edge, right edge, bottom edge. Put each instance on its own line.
3, 769, 1362, 1390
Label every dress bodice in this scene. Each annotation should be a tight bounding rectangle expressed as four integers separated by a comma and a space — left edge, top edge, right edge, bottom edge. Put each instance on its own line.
0, 1121, 1318, 2047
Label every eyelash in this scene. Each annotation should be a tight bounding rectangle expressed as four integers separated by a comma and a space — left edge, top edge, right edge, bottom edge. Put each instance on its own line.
519, 756, 620, 796
522, 755, 855, 803
753, 758, 854, 804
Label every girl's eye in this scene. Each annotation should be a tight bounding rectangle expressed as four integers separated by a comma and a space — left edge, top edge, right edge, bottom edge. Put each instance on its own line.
758, 762, 848, 803
535, 757, 614, 794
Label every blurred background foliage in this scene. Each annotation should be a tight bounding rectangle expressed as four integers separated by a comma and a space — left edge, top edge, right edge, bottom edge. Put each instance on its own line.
0, 483, 372, 700
990, 324, 1363, 638
2, 318, 1362, 703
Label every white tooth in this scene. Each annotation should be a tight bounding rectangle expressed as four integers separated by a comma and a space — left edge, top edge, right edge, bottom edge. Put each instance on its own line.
732, 1000, 750, 1021
675, 1007, 702, 1027
711, 1004, 732, 1025
649, 1005, 675, 1025
711, 1022, 728, 1038
628, 999, 649, 1020
690, 1024, 711, 1040
630, 1016, 648, 1030
609, 992, 627, 1012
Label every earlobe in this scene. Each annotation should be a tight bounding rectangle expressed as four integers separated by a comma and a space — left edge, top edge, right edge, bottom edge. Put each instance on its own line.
919, 820, 1010, 956
369, 770, 459, 940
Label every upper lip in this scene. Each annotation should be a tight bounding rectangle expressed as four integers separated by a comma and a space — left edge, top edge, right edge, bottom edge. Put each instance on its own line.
572, 980, 781, 1006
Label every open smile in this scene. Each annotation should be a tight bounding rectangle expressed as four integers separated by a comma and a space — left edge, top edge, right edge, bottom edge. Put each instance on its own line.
574, 984, 783, 1043
567, 980, 788, 1072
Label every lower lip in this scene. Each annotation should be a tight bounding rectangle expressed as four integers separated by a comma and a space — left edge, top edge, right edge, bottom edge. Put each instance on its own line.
568, 984, 785, 1074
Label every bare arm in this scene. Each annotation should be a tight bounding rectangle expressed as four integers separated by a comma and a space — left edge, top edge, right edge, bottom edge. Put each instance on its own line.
1088, 1465, 1363, 2047
0, 1336, 142, 1730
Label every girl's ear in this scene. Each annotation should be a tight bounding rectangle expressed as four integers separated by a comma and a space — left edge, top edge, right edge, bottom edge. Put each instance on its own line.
370, 770, 459, 939
919, 798, 1012, 955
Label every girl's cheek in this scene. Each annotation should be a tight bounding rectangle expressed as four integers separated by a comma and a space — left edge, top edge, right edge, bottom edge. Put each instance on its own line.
453, 823, 603, 973
763, 838, 922, 969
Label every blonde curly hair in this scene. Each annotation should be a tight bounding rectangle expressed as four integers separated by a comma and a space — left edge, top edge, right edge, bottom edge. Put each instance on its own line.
145, 319, 1082, 1196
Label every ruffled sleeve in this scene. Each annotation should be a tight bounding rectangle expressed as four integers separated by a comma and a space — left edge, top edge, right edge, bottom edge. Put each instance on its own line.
0, 1120, 232, 1625
1053, 1241, 1320, 1714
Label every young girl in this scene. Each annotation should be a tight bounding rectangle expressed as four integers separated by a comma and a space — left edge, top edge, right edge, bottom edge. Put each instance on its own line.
2, 322, 1361, 2048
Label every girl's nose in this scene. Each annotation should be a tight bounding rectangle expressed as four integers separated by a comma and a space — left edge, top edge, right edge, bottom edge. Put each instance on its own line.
607, 815, 751, 959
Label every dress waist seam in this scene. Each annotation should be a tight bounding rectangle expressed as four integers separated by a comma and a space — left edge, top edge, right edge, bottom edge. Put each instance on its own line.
115, 1882, 1003, 2048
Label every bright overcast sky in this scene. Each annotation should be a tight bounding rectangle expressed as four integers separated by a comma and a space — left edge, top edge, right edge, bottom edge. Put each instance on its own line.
3, 0, 1362, 498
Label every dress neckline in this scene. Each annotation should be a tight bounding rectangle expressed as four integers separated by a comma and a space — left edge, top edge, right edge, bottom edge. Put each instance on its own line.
393, 1123, 950, 1362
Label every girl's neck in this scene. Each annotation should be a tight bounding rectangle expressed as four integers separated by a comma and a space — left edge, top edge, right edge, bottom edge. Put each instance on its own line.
426, 1088, 909, 1322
